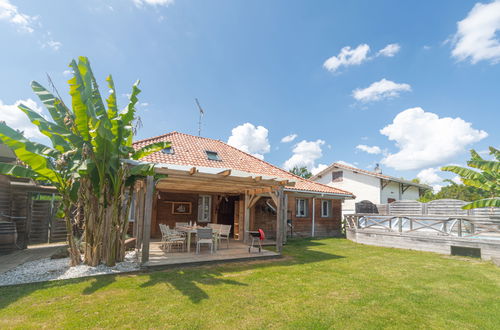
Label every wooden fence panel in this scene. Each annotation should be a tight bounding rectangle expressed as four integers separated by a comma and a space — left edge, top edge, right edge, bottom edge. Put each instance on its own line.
0, 175, 11, 221
427, 199, 468, 216
389, 200, 424, 215
471, 207, 500, 216
49, 201, 67, 242
28, 200, 51, 244
11, 188, 29, 248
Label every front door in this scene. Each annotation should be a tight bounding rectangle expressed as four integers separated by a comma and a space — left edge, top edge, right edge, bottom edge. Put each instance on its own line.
217, 196, 239, 236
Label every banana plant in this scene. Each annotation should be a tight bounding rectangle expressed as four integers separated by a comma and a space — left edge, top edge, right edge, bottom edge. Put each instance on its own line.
441, 146, 500, 209
0, 56, 169, 266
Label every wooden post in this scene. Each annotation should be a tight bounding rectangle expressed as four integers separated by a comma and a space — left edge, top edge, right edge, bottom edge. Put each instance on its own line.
23, 192, 32, 249
135, 183, 145, 250
243, 192, 250, 244
141, 176, 154, 263
275, 187, 284, 253
457, 219, 462, 237
312, 197, 316, 237
398, 217, 403, 233
283, 193, 288, 244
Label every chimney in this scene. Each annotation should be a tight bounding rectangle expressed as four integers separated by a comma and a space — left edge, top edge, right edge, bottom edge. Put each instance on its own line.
374, 163, 382, 174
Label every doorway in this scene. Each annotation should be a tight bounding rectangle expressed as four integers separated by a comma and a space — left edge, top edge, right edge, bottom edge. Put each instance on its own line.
217, 196, 239, 237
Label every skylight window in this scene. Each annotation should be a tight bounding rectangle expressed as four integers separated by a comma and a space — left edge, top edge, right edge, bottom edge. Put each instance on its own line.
162, 147, 174, 154
206, 150, 221, 161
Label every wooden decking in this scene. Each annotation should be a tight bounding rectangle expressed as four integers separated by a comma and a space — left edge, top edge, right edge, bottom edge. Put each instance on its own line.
0, 242, 66, 274
142, 239, 280, 268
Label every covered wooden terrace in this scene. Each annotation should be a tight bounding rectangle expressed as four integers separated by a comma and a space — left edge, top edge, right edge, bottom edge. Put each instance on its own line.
130, 163, 295, 265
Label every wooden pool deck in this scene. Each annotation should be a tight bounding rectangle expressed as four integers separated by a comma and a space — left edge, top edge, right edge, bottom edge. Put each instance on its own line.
142, 240, 280, 269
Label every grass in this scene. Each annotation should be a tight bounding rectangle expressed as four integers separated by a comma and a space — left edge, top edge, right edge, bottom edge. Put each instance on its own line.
0, 238, 499, 329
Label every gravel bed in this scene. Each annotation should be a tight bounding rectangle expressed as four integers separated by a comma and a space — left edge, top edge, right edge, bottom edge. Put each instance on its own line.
0, 251, 140, 287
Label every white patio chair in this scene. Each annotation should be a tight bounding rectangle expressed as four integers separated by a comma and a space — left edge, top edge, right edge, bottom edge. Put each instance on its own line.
219, 224, 232, 248
160, 224, 186, 252
196, 227, 214, 254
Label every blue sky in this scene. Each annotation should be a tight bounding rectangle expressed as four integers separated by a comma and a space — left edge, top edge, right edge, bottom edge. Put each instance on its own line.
0, 0, 498, 190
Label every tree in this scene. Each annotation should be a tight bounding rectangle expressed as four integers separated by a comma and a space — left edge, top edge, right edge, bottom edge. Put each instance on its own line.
418, 179, 490, 203
290, 166, 312, 179
441, 147, 499, 209
0, 57, 169, 266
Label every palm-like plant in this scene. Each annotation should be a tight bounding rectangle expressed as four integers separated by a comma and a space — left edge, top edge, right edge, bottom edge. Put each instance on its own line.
0, 56, 169, 266
441, 146, 500, 209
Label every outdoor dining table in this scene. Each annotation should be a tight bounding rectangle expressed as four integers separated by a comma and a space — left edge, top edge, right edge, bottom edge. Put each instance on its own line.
176, 226, 220, 252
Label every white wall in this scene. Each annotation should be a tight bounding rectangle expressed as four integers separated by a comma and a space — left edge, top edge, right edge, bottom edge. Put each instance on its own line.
380, 182, 421, 203
380, 181, 401, 203
314, 169, 380, 214
402, 186, 420, 200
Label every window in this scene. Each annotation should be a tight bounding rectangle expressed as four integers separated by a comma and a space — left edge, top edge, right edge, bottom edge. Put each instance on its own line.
162, 147, 174, 154
128, 191, 136, 222
332, 171, 343, 182
321, 200, 331, 217
197, 195, 212, 222
296, 198, 308, 217
206, 150, 221, 161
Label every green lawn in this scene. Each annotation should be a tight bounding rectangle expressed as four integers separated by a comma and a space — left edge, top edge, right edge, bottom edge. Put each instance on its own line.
0, 238, 499, 329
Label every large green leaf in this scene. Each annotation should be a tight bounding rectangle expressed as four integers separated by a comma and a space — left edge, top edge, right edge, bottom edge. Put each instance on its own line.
106, 75, 118, 118
30, 81, 73, 127
467, 160, 500, 173
489, 146, 500, 161
17, 103, 72, 152
131, 141, 171, 160
68, 59, 91, 141
441, 166, 481, 180
0, 162, 44, 180
463, 198, 500, 209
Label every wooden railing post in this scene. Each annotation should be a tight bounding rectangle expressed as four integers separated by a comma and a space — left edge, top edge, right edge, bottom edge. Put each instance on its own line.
398, 217, 403, 232
457, 219, 462, 237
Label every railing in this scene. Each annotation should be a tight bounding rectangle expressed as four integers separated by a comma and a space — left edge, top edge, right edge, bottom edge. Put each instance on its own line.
344, 214, 500, 239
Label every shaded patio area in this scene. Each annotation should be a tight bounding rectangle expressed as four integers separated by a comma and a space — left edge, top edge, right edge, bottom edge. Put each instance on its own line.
143, 239, 280, 268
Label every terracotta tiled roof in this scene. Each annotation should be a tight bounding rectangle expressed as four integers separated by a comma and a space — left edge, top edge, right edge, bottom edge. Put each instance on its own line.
133, 132, 354, 197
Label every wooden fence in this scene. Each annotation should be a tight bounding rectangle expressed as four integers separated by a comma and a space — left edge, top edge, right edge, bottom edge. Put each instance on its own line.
0, 175, 65, 252
355, 199, 500, 216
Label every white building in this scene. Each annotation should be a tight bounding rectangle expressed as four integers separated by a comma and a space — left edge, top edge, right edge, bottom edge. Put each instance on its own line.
311, 163, 431, 214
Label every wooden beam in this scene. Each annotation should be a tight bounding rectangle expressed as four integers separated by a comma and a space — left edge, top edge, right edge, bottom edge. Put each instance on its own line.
254, 176, 262, 182
279, 180, 289, 185
248, 195, 261, 209
268, 191, 279, 206
189, 167, 197, 175
141, 176, 154, 264
217, 169, 231, 177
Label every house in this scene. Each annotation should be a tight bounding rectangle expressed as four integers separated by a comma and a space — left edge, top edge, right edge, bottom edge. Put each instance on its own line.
132, 132, 355, 249
310, 162, 430, 214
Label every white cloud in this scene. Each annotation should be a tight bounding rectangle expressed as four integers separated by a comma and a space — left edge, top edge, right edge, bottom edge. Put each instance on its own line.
0, 99, 46, 141
352, 79, 411, 102
311, 164, 328, 175
417, 167, 443, 185
133, 0, 174, 7
0, 0, 35, 33
336, 160, 357, 168
452, 0, 500, 63
281, 133, 297, 143
451, 175, 463, 184
380, 107, 488, 170
377, 43, 401, 57
323, 44, 370, 73
62, 70, 73, 77
283, 139, 325, 171
356, 144, 382, 154
43, 40, 61, 51
227, 123, 270, 160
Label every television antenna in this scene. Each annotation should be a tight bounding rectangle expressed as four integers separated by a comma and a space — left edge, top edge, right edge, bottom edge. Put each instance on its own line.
195, 98, 205, 136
